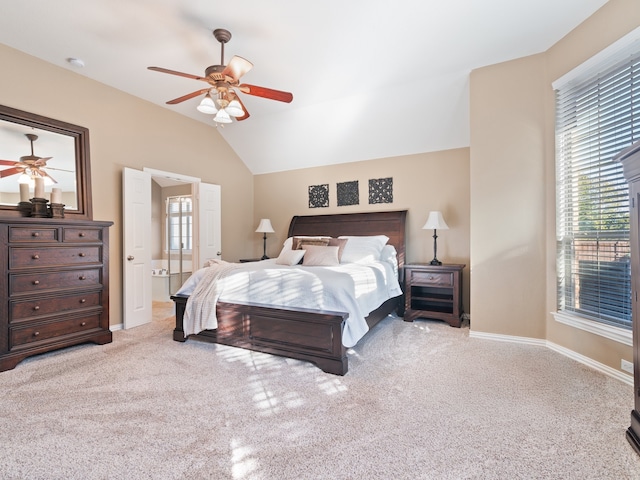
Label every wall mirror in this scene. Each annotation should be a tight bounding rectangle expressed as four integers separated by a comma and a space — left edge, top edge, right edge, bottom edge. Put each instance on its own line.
0, 104, 92, 219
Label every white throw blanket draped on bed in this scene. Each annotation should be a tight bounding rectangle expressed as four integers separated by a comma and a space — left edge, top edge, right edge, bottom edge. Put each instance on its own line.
178, 257, 402, 347
182, 259, 241, 337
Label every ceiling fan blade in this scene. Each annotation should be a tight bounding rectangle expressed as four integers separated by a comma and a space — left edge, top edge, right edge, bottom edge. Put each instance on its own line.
0, 167, 23, 178
33, 157, 52, 167
238, 84, 293, 103
0, 159, 18, 166
39, 170, 57, 184
166, 89, 211, 105
222, 56, 253, 82
44, 166, 74, 173
148, 66, 207, 82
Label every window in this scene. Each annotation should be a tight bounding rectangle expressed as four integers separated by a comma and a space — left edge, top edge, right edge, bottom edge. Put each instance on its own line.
554, 34, 640, 330
166, 196, 192, 252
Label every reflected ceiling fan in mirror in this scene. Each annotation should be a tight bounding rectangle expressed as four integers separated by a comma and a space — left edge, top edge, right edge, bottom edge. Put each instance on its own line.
148, 28, 293, 125
0, 133, 71, 184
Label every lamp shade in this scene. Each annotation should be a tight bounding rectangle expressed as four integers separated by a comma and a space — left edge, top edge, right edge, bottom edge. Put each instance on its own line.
422, 211, 449, 230
226, 99, 244, 117
255, 218, 274, 233
214, 109, 232, 124
197, 94, 218, 114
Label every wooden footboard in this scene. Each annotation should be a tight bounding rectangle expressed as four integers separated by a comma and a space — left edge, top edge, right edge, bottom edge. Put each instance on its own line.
172, 294, 399, 375
172, 294, 352, 375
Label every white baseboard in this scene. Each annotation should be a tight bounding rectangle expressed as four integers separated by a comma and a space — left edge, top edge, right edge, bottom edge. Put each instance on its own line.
110, 323, 124, 332
469, 330, 633, 386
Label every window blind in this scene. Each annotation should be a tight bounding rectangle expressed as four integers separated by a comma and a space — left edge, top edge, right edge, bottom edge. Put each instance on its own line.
555, 47, 640, 329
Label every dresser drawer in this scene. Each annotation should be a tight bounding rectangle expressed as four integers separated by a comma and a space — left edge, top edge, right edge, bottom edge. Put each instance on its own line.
9, 226, 59, 243
409, 270, 453, 287
63, 227, 103, 243
10, 292, 102, 322
10, 268, 102, 295
10, 314, 101, 348
10, 246, 102, 268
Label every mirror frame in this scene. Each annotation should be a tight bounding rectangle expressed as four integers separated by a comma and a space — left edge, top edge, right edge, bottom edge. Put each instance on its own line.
0, 104, 92, 219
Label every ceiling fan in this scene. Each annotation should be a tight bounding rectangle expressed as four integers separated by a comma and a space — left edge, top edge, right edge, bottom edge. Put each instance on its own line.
0, 133, 69, 183
148, 28, 293, 124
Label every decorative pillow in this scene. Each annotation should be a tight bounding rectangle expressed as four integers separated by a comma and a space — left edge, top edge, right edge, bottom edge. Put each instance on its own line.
328, 237, 348, 262
276, 248, 306, 266
294, 236, 330, 250
301, 245, 340, 266
338, 235, 389, 264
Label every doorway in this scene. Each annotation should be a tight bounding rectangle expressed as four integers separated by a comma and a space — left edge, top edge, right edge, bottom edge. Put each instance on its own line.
122, 167, 221, 330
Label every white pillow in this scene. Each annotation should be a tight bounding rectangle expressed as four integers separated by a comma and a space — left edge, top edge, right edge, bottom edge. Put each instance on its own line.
302, 245, 340, 266
338, 235, 389, 264
276, 248, 306, 266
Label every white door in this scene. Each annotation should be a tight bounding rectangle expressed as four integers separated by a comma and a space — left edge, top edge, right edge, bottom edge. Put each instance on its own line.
194, 182, 222, 267
123, 167, 152, 329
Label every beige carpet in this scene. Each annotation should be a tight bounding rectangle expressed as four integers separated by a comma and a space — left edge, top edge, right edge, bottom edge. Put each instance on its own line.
1, 302, 640, 480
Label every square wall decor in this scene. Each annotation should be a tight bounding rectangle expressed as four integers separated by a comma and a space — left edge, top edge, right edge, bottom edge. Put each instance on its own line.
337, 180, 359, 206
308, 184, 329, 208
369, 177, 393, 204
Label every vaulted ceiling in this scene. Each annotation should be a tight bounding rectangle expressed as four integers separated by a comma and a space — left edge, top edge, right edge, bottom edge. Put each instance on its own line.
0, 0, 608, 174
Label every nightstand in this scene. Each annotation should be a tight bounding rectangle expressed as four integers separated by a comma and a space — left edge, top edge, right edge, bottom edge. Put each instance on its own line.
403, 263, 465, 327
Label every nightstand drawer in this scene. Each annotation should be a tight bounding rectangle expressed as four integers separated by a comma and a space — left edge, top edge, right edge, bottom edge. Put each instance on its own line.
410, 271, 453, 287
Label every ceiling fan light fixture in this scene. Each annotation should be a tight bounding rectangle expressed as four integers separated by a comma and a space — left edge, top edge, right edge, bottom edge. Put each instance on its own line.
226, 100, 244, 117
196, 94, 218, 114
17, 173, 31, 184
214, 109, 233, 124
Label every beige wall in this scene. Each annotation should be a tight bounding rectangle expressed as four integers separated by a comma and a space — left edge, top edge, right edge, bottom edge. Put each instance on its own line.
254, 149, 471, 314
469, 0, 640, 370
0, 43, 255, 327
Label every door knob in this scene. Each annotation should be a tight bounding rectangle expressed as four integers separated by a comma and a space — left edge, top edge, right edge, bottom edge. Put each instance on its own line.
217, 251, 222, 256
127, 255, 134, 261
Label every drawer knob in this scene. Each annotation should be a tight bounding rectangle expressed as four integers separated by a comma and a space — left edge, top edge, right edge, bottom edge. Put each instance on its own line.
32, 254, 40, 260
80, 298, 86, 303
32, 232, 39, 237
80, 322, 87, 327
33, 331, 40, 337
79, 232, 86, 237
33, 280, 40, 285
79, 275, 86, 280
79, 252, 86, 257
33, 305, 40, 311
428, 275, 435, 280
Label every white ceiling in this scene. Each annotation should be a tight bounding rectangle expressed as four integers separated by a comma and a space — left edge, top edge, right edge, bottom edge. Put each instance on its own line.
0, 0, 609, 174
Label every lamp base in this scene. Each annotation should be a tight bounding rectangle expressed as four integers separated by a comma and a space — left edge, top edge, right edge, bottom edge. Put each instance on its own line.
430, 258, 442, 266
261, 255, 269, 260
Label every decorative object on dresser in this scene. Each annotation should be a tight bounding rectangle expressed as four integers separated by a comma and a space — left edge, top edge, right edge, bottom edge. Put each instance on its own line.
403, 263, 464, 327
613, 139, 640, 455
0, 218, 113, 372
422, 211, 449, 265
255, 218, 275, 260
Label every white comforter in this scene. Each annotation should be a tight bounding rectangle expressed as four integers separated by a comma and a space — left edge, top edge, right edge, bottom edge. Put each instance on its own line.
177, 257, 402, 347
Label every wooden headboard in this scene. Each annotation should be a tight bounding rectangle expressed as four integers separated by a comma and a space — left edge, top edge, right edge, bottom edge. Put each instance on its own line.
287, 210, 407, 269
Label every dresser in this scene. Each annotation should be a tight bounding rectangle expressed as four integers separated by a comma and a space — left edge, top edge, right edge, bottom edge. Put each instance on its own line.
403, 263, 465, 327
0, 218, 113, 372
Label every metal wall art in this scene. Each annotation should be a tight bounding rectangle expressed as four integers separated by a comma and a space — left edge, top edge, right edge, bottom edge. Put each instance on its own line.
308, 184, 329, 208
368, 177, 393, 204
337, 180, 359, 206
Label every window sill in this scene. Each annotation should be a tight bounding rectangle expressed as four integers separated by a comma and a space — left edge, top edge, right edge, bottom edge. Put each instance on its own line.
552, 311, 632, 346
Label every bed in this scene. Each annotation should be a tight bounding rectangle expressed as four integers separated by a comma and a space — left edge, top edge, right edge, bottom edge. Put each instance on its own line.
171, 210, 407, 375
